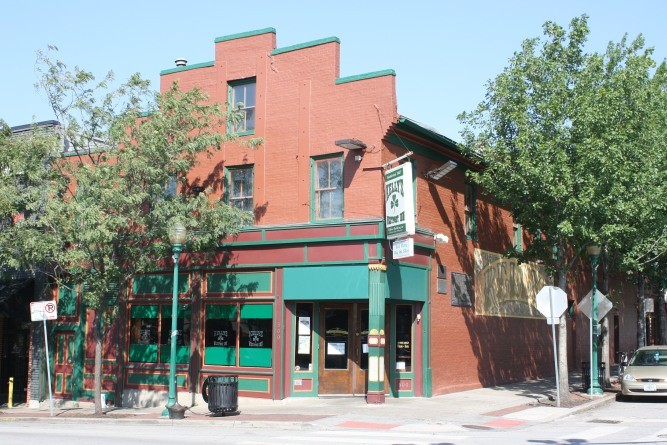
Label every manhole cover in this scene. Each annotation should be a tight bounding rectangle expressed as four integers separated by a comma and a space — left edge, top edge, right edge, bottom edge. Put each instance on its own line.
589, 419, 622, 424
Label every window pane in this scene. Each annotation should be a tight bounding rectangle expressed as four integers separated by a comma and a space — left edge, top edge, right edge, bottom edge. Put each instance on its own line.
331, 187, 343, 218
204, 304, 238, 366
395, 305, 413, 372
245, 108, 255, 131
317, 190, 331, 219
317, 160, 330, 189
244, 83, 256, 106
239, 304, 273, 367
330, 158, 342, 187
294, 304, 313, 372
130, 318, 158, 345
324, 308, 348, 369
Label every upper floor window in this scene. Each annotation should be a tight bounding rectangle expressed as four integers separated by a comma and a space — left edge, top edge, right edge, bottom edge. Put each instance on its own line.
226, 166, 254, 212
464, 183, 477, 241
313, 155, 343, 221
513, 223, 523, 251
229, 79, 256, 134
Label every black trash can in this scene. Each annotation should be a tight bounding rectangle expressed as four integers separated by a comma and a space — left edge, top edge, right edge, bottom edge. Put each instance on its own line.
581, 361, 590, 391
581, 361, 605, 391
202, 375, 239, 415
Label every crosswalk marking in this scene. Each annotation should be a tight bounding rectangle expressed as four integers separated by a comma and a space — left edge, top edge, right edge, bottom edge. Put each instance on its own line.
632, 426, 667, 442
239, 429, 469, 445
557, 425, 627, 441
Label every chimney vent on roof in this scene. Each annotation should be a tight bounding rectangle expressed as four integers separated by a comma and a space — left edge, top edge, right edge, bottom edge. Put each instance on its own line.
175, 58, 187, 67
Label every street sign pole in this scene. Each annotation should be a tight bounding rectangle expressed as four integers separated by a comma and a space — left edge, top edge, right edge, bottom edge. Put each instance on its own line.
549, 287, 561, 408
535, 286, 567, 408
43, 316, 53, 417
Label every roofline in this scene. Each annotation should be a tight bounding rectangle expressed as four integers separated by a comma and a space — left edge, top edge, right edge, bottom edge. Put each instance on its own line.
270, 37, 339, 56
214, 27, 276, 43
11, 120, 60, 133
395, 116, 461, 153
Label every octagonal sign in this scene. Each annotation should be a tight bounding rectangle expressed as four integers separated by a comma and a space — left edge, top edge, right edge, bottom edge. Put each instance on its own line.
536, 286, 568, 324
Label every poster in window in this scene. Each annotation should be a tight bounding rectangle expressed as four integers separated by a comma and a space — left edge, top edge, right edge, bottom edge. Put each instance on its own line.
297, 335, 310, 354
213, 330, 229, 346
327, 342, 345, 356
248, 330, 264, 347
139, 327, 152, 344
298, 317, 311, 335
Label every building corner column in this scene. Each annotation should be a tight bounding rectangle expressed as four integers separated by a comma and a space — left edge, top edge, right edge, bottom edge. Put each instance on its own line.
367, 263, 387, 404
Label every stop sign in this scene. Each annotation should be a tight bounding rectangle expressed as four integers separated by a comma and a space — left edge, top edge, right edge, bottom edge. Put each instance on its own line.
535, 286, 568, 324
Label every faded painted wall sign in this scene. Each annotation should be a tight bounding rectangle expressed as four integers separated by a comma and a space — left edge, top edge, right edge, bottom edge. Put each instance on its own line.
474, 249, 549, 318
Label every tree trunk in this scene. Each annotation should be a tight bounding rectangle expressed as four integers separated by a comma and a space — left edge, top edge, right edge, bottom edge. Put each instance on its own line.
660, 286, 667, 345
93, 309, 103, 415
637, 274, 646, 349
557, 269, 571, 403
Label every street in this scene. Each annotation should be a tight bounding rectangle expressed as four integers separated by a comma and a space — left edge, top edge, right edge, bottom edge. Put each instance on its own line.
2, 397, 667, 445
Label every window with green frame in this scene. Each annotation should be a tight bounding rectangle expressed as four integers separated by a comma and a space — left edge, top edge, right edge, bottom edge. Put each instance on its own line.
128, 304, 191, 364
312, 155, 343, 221
57, 283, 78, 316
513, 222, 522, 251
228, 79, 256, 134
205, 303, 273, 367
464, 183, 477, 240
225, 165, 254, 211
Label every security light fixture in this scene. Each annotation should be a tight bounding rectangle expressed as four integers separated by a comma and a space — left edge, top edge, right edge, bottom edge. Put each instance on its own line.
425, 161, 457, 180
335, 138, 367, 150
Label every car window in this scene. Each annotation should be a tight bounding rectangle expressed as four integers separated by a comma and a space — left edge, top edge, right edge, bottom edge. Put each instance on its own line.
629, 349, 667, 366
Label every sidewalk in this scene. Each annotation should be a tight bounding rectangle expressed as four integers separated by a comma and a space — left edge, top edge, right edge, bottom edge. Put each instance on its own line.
0, 373, 618, 432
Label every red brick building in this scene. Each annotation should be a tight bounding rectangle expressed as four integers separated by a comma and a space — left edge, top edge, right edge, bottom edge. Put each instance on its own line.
30, 27, 641, 408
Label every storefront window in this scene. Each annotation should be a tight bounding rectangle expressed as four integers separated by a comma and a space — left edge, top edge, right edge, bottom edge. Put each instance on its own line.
129, 304, 190, 364
294, 303, 313, 372
395, 305, 413, 372
205, 303, 273, 368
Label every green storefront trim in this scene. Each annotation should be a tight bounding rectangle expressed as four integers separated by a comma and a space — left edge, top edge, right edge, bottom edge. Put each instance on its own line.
207, 271, 272, 293
239, 377, 270, 392
132, 273, 189, 294
283, 265, 369, 300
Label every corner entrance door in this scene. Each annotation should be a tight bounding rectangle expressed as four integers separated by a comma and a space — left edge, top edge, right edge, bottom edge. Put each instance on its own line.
318, 304, 368, 395
53, 332, 74, 398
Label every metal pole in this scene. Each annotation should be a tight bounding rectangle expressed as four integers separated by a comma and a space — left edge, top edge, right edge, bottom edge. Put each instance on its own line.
549, 287, 560, 407
588, 252, 603, 395
43, 317, 53, 416
163, 243, 181, 416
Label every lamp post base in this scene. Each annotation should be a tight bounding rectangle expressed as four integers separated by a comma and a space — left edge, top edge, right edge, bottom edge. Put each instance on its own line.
162, 402, 186, 419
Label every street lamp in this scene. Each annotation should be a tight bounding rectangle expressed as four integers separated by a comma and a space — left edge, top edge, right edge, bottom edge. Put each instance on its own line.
587, 244, 604, 395
164, 221, 187, 418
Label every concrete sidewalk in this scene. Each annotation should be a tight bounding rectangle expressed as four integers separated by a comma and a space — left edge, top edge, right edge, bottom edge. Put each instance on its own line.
0, 374, 618, 432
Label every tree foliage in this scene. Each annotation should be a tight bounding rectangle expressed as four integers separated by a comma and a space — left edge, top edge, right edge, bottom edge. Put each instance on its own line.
458, 15, 667, 400
0, 48, 254, 413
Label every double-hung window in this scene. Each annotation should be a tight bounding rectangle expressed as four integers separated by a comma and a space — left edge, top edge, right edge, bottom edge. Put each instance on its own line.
229, 79, 256, 134
226, 166, 254, 211
313, 155, 343, 220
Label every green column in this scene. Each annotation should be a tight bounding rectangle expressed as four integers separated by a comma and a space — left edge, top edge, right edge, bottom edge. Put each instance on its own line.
367, 264, 387, 404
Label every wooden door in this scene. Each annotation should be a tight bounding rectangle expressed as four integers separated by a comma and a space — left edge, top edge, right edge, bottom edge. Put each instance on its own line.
318, 304, 368, 395
53, 332, 74, 398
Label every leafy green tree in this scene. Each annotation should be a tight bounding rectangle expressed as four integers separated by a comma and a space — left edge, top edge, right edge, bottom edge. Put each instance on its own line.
1, 49, 253, 414
459, 15, 667, 402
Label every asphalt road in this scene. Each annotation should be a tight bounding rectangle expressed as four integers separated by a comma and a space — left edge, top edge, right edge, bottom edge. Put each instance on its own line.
2, 397, 667, 445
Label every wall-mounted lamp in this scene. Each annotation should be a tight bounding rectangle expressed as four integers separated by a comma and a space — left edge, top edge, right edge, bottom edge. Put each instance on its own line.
335, 138, 367, 150
434, 233, 449, 244
426, 160, 457, 180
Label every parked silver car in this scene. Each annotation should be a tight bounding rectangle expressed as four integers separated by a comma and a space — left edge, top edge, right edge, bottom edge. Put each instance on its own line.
621, 346, 667, 398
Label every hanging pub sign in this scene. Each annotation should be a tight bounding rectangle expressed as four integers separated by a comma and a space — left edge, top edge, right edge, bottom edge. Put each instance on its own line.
385, 162, 415, 240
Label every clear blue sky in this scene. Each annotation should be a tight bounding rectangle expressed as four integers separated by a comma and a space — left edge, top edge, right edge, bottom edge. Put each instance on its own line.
3, 0, 666, 140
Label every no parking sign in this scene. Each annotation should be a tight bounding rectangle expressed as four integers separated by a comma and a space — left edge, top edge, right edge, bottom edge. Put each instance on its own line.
30, 300, 58, 321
